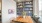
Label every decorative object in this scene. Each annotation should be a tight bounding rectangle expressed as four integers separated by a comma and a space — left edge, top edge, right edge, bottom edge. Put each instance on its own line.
8, 9, 14, 14
22, 11, 26, 18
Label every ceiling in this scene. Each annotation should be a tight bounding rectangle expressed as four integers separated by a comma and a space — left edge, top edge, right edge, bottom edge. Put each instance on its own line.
14, 0, 32, 2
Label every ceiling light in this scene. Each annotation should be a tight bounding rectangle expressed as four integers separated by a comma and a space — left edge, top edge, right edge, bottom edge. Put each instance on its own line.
14, 0, 25, 2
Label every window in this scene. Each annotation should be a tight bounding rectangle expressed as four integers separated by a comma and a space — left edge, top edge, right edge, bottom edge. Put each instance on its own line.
39, 0, 42, 16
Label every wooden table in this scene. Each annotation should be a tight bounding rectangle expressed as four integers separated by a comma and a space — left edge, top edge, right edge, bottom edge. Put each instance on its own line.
11, 16, 34, 23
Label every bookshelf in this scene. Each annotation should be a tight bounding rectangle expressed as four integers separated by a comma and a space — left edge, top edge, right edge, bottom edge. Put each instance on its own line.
17, 0, 33, 16
0, 0, 1, 23
0, 10, 1, 23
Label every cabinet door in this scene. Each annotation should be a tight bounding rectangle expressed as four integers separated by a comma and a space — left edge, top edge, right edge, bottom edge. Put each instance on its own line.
17, 8, 23, 15
27, 11, 33, 16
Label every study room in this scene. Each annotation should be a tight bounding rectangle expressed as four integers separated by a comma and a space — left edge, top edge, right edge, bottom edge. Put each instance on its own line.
1, 0, 42, 23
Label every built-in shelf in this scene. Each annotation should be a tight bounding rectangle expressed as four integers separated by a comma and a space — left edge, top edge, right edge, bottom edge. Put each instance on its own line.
17, 0, 33, 16
0, 10, 1, 23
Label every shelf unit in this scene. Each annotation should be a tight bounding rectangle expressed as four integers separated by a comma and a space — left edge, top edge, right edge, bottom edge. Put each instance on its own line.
17, 0, 33, 16
0, 0, 1, 23
0, 10, 1, 23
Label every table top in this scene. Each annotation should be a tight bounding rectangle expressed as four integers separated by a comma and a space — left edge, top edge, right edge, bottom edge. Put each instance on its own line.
12, 16, 34, 23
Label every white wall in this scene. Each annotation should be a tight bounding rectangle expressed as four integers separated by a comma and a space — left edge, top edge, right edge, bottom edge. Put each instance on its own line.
33, 0, 39, 16
2, 0, 16, 23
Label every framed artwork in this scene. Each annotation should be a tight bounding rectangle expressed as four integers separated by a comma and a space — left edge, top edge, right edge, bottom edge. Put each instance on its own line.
8, 9, 14, 14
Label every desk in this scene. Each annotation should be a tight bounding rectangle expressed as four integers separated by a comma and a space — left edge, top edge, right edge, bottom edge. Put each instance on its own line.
11, 16, 34, 23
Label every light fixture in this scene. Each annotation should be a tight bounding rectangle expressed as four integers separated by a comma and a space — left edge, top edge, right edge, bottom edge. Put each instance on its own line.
14, 0, 25, 2
14, 0, 32, 2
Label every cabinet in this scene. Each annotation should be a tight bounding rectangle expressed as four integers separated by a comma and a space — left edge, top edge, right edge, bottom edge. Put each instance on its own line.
17, 0, 33, 16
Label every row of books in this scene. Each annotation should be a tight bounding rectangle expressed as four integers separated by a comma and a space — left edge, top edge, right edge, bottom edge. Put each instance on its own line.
17, 8, 33, 11
17, 11, 32, 13
17, 1, 32, 5
17, 2, 33, 8
17, 12, 32, 16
